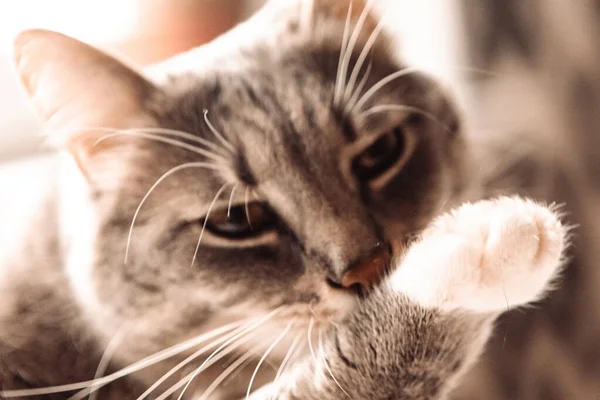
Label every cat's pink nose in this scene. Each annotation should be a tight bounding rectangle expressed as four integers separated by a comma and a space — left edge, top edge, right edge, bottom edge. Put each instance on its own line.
341, 244, 391, 290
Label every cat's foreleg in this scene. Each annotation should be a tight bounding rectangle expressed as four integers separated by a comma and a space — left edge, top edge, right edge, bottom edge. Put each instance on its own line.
249, 196, 567, 400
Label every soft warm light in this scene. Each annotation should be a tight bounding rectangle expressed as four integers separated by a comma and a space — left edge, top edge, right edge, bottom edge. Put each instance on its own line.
0, 0, 138, 50
378, 0, 461, 85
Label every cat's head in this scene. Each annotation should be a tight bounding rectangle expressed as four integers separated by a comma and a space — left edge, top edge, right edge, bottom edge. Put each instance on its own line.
14, 0, 470, 358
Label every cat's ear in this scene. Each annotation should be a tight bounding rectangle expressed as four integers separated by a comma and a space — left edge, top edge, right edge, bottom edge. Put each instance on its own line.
13, 29, 155, 169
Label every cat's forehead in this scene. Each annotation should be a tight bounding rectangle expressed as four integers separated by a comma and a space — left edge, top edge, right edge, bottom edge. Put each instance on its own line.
157, 38, 410, 143
156, 64, 344, 182
160, 49, 342, 138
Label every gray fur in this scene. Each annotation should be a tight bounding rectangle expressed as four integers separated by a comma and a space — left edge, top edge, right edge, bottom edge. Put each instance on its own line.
0, 1, 562, 399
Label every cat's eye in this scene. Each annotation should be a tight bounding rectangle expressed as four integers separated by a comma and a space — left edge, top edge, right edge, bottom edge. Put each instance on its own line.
352, 127, 406, 181
204, 202, 276, 239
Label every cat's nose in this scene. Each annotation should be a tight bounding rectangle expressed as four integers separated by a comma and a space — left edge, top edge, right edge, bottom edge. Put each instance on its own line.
340, 243, 391, 290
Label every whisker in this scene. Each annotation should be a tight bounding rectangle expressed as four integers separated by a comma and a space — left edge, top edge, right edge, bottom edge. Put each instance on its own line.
269, 332, 303, 400
153, 339, 250, 400
244, 186, 253, 231
153, 370, 196, 400
475, 140, 533, 184
326, 317, 342, 331
435, 192, 452, 215
445, 65, 505, 78
133, 127, 228, 156
227, 184, 239, 218
175, 308, 282, 400
343, 7, 388, 107
221, 326, 291, 388
191, 183, 231, 267
69, 126, 229, 157
94, 131, 225, 163
358, 104, 451, 132
353, 66, 421, 112
197, 342, 264, 400
246, 320, 295, 400
318, 328, 351, 398
307, 299, 318, 319
337, 0, 375, 109
77, 323, 130, 400
124, 162, 221, 264
136, 321, 258, 400
502, 286, 511, 314
0, 320, 248, 398
250, 188, 261, 202
499, 287, 510, 349
344, 61, 372, 115
307, 318, 331, 390
203, 110, 236, 154
334, 1, 355, 107
307, 317, 319, 367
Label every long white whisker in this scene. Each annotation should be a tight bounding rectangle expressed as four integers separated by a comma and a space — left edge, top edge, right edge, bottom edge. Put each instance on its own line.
475, 140, 533, 184
0, 320, 248, 398
73, 325, 251, 400
136, 321, 257, 400
343, 9, 388, 106
197, 342, 264, 400
334, 1, 355, 107
133, 127, 227, 155
353, 66, 421, 112
155, 336, 260, 400
344, 61, 372, 115
76, 323, 130, 400
246, 320, 295, 400
269, 332, 303, 400
203, 110, 236, 154
307, 317, 331, 389
244, 186, 253, 231
318, 328, 351, 398
191, 183, 230, 267
68, 126, 228, 157
227, 184, 238, 218
124, 162, 220, 264
94, 131, 225, 163
153, 371, 196, 400
154, 337, 255, 400
175, 308, 282, 400
337, 0, 375, 108
359, 104, 451, 132
307, 317, 319, 367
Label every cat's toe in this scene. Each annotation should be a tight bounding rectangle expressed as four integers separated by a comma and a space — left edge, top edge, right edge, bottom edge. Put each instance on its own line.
473, 197, 567, 311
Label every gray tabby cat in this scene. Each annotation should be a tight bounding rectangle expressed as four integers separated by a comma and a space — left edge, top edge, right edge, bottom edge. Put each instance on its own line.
0, 0, 568, 399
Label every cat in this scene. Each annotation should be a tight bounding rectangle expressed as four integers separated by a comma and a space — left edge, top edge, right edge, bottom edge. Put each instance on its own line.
0, 0, 568, 399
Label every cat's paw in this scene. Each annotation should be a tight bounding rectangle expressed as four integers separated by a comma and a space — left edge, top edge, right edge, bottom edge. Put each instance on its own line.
389, 196, 568, 313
